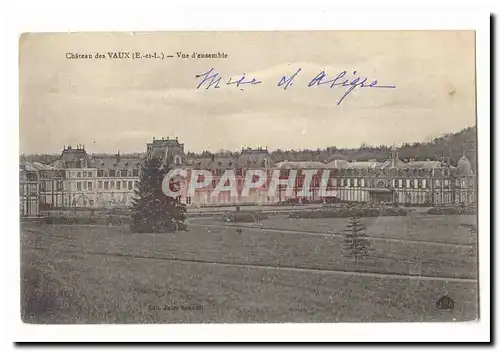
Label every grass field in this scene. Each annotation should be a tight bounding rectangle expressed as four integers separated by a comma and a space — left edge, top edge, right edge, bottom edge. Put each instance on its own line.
21, 213, 478, 324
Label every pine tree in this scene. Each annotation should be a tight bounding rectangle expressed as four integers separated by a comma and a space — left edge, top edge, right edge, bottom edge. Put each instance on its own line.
130, 156, 187, 233
342, 216, 373, 264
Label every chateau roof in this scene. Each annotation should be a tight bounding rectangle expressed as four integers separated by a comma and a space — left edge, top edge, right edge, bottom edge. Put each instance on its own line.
88, 156, 142, 170
274, 161, 326, 169
326, 160, 350, 168
21, 161, 58, 172
345, 161, 383, 169
405, 160, 442, 169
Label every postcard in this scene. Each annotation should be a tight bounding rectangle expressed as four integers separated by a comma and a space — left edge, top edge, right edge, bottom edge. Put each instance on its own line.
19, 31, 478, 325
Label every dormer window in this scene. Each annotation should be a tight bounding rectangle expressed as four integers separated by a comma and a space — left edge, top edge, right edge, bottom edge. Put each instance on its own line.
174, 155, 182, 166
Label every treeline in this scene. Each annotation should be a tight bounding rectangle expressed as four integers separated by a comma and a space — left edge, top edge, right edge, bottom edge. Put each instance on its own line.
270, 126, 477, 167
21, 126, 476, 168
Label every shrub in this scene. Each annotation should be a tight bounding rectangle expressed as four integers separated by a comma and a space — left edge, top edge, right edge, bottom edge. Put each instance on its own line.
222, 211, 268, 223
289, 206, 407, 219
342, 216, 374, 263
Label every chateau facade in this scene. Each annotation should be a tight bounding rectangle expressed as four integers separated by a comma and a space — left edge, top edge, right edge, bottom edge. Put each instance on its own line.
19, 138, 476, 217
178, 147, 476, 207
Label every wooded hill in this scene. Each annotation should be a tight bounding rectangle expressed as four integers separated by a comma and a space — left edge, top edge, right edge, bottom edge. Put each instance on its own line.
21, 126, 477, 168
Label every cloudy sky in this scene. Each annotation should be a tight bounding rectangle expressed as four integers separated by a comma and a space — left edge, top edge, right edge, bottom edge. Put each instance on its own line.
19, 31, 476, 154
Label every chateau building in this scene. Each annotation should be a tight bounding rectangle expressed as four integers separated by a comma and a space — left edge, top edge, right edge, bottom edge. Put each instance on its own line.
19, 138, 477, 217
19, 161, 64, 216
49, 145, 142, 209
180, 146, 476, 207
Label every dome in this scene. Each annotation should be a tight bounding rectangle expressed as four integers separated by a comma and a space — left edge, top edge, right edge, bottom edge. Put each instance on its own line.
458, 155, 471, 166
457, 155, 472, 175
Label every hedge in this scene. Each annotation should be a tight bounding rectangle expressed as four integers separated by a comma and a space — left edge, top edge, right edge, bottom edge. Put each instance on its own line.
289, 207, 407, 219
222, 211, 269, 223
427, 207, 477, 215
41, 214, 130, 225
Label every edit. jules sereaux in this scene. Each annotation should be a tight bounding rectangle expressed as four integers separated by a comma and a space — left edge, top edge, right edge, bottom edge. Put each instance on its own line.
195, 68, 396, 105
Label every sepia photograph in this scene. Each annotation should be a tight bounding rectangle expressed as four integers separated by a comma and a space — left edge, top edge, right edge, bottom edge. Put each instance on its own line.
18, 30, 479, 326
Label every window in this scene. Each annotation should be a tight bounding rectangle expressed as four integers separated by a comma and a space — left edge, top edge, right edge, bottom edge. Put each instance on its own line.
109, 170, 116, 177
77, 182, 82, 190
353, 178, 358, 187
121, 169, 128, 177
83, 171, 87, 177
422, 179, 427, 188
110, 181, 115, 189
360, 179, 365, 187
133, 169, 139, 177
117, 181, 121, 190
83, 182, 87, 190
57, 181, 64, 191
97, 170, 104, 177
77, 172, 81, 178
98, 181, 103, 189
314, 176, 320, 188
104, 181, 109, 189
186, 196, 192, 204
444, 179, 449, 188
128, 181, 133, 190
122, 181, 127, 189
435, 179, 441, 187
398, 179, 403, 188
104, 170, 109, 177
330, 178, 338, 187
406, 179, 411, 188
40, 181, 46, 191
88, 182, 92, 190
88, 172, 93, 177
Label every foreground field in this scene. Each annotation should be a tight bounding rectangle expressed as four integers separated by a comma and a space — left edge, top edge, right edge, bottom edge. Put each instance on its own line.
21, 215, 478, 323
205, 213, 477, 245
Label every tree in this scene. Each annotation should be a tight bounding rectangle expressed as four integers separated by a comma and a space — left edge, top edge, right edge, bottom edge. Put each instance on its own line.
130, 156, 187, 233
342, 216, 373, 263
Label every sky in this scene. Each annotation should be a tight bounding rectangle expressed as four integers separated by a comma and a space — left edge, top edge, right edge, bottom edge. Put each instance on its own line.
19, 31, 476, 154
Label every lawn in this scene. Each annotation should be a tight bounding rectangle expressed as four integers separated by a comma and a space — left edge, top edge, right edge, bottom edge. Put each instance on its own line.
206, 213, 478, 245
20, 217, 478, 324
